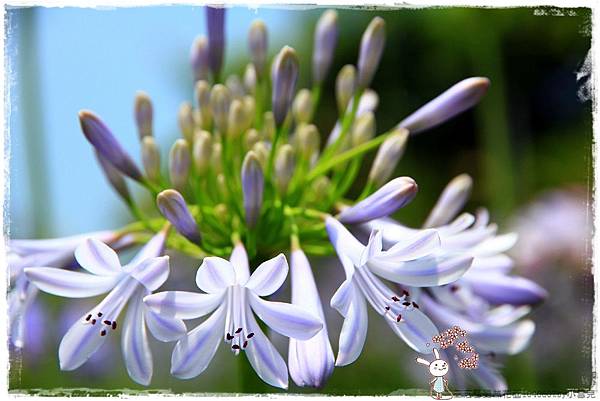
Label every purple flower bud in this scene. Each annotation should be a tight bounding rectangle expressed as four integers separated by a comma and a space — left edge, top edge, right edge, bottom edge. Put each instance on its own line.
210, 84, 231, 135
271, 46, 299, 127
134, 91, 153, 139
241, 151, 264, 228
94, 151, 131, 204
312, 10, 338, 85
357, 17, 385, 89
190, 35, 210, 82
79, 110, 143, 182
248, 20, 268, 78
337, 177, 418, 224
206, 6, 225, 77
156, 189, 202, 245
335, 65, 357, 114
169, 139, 191, 193
398, 77, 491, 135
424, 174, 473, 228
368, 128, 409, 187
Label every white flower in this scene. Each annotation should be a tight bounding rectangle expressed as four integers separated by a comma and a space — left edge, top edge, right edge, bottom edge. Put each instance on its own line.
325, 217, 444, 366
8, 230, 132, 348
25, 231, 185, 385
288, 245, 334, 388
143, 242, 323, 389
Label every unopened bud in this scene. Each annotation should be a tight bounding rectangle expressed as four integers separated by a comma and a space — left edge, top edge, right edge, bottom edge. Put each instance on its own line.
206, 6, 225, 77
336, 65, 357, 114
157, 189, 202, 245
293, 89, 313, 124
190, 35, 210, 81
242, 95, 256, 129
338, 177, 418, 224
424, 174, 473, 228
134, 92, 153, 139
141, 136, 161, 183
275, 144, 295, 196
79, 110, 143, 182
357, 17, 385, 89
95, 151, 131, 204
211, 142, 223, 174
178, 102, 194, 142
241, 151, 264, 228
226, 74, 245, 100
248, 20, 268, 77
243, 63, 257, 95
368, 128, 409, 187
312, 9, 338, 84
169, 139, 191, 192
210, 84, 231, 135
252, 141, 270, 168
351, 112, 376, 146
398, 77, 491, 135
192, 130, 212, 175
195, 80, 212, 129
246, 128, 261, 150
296, 124, 320, 160
271, 46, 299, 126
228, 99, 246, 139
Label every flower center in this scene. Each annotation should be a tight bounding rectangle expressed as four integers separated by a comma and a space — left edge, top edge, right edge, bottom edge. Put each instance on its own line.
81, 276, 138, 337
354, 265, 418, 324
223, 285, 254, 354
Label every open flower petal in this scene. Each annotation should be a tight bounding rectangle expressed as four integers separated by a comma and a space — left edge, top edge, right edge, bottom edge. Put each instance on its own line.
384, 307, 439, 353
248, 291, 322, 340
74, 238, 122, 276
381, 229, 441, 262
244, 254, 288, 296
244, 303, 289, 389
335, 291, 368, 366
367, 254, 473, 287
195, 257, 236, 293
128, 256, 170, 292
25, 267, 120, 298
121, 290, 153, 386
145, 308, 187, 342
59, 315, 109, 370
170, 303, 226, 379
144, 291, 224, 320
230, 242, 250, 284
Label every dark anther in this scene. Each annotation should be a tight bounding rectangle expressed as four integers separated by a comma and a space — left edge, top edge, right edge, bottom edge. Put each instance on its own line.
235, 328, 243, 334
97, 312, 103, 317
226, 333, 234, 340
450, 285, 459, 292
391, 296, 400, 302
412, 302, 419, 309
103, 320, 111, 325
85, 314, 92, 321
232, 344, 240, 350
243, 341, 248, 348
91, 319, 97, 325
402, 301, 411, 306
112, 322, 117, 330
247, 333, 255, 338
100, 330, 107, 336
384, 306, 390, 311
402, 290, 410, 297
396, 314, 402, 322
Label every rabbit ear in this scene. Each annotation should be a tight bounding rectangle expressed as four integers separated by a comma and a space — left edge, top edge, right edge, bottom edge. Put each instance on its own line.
415, 357, 431, 366
433, 348, 440, 359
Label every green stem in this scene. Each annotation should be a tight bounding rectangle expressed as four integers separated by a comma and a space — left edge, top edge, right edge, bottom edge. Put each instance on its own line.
307, 130, 393, 181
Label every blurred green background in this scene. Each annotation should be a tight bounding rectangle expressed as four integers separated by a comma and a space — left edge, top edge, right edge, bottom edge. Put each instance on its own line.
8, 5, 592, 395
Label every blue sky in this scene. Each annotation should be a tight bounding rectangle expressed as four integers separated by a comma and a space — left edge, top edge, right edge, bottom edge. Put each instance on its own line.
8, 6, 309, 238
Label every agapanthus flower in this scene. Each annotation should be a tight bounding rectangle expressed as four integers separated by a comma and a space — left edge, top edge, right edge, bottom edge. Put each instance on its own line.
8, 230, 133, 348
9, 6, 545, 393
357, 175, 547, 391
24, 229, 186, 385
144, 242, 322, 389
